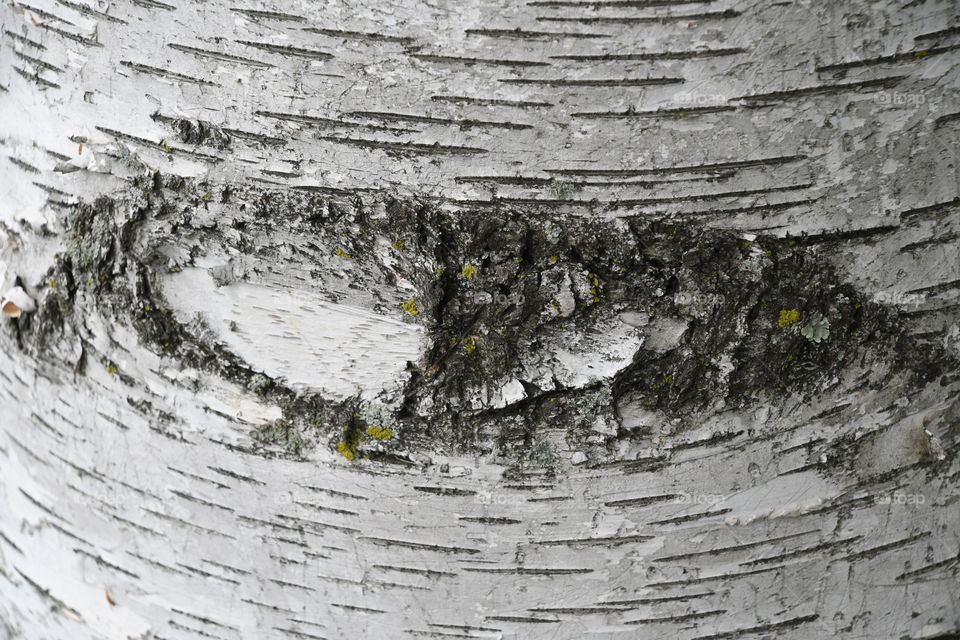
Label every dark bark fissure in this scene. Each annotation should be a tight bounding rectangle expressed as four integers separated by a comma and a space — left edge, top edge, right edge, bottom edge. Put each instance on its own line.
10, 173, 955, 466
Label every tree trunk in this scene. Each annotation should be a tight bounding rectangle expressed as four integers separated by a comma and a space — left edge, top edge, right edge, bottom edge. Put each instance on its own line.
1, 0, 959, 638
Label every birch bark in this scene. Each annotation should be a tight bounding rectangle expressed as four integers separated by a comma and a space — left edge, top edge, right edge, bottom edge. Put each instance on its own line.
1, 0, 959, 638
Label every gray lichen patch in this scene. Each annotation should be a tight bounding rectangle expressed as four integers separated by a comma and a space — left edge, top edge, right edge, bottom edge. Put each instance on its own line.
11, 174, 957, 463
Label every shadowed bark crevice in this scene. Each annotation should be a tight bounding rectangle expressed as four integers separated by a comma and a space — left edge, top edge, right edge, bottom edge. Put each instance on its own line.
10, 175, 956, 464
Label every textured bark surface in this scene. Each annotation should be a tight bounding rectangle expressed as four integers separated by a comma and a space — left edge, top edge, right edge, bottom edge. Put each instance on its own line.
1, 0, 959, 638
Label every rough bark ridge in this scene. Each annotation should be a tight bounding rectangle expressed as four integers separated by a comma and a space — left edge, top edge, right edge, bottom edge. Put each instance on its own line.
1, 0, 959, 638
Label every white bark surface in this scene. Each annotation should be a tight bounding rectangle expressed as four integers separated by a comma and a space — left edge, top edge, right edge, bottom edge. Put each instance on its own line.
1, 0, 959, 638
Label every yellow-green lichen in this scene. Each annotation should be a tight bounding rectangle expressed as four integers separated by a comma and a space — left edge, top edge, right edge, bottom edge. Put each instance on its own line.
461, 264, 478, 279
335, 247, 352, 259
587, 274, 602, 303
336, 441, 356, 461
366, 425, 395, 441
337, 426, 360, 461
462, 336, 479, 354
778, 309, 801, 328
401, 298, 420, 316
